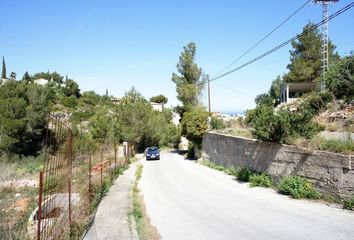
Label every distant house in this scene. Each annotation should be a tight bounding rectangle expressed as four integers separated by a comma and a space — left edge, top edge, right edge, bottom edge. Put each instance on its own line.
111, 97, 121, 105
280, 82, 316, 103
0, 78, 8, 85
150, 102, 164, 112
34, 78, 49, 86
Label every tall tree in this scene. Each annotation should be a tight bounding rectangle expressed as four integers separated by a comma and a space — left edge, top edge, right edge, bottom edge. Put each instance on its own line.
172, 42, 203, 113
22, 71, 31, 83
115, 88, 151, 145
62, 79, 81, 98
2, 56, 6, 79
269, 75, 284, 105
284, 23, 339, 83
9, 72, 16, 80
150, 94, 168, 104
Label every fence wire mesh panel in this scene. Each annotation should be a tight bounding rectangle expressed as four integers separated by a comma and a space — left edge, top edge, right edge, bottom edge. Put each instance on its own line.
36, 114, 129, 240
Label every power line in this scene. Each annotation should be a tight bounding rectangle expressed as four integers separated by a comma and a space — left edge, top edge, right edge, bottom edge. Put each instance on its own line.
213, 0, 312, 78
198, 1, 354, 87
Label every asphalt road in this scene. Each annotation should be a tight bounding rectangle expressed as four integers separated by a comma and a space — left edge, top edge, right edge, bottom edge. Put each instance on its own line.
139, 151, 354, 240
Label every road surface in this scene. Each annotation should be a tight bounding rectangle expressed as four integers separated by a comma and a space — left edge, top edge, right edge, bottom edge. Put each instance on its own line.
140, 151, 354, 240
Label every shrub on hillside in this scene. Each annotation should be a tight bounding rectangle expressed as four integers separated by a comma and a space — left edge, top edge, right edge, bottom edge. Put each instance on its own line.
250, 104, 322, 144
181, 107, 209, 147
61, 95, 78, 109
278, 176, 321, 199
300, 91, 333, 115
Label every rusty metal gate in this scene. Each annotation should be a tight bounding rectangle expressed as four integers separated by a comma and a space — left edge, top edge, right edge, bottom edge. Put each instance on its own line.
36, 113, 130, 240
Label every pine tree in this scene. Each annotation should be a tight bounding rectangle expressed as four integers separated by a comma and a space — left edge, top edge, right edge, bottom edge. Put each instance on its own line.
2, 56, 6, 79
284, 23, 339, 83
172, 42, 203, 113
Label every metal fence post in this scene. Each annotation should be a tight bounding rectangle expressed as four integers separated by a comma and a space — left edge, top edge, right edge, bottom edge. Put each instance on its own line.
109, 144, 112, 183
88, 155, 92, 208
100, 147, 103, 199
66, 129, 73, 229
125, 142, 129, 164
37, 171, 44, 240
114, 144, 117, 176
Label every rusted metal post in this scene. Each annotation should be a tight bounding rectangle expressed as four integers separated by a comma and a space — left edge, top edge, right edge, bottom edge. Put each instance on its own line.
114, 144, 117, 176
100, 164, 103, 199
66, 130, 73, 227
100, 147, 103, 199
88, 155, 92, 207
125, 142, 129, 164
37, 171, 44, 240
109, 144, 112, 183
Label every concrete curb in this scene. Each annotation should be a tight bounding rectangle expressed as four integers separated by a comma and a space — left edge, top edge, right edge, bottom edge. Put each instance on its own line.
83, 162, 139, 240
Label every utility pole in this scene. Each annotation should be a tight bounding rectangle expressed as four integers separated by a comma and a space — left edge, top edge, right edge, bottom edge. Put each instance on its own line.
315, 0, 338, 91
208, 77, 211, 113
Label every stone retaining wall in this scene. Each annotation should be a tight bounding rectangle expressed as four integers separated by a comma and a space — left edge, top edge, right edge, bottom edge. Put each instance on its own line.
202, 133, 354, 198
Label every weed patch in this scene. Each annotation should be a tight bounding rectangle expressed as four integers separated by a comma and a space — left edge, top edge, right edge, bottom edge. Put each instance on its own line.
249, 173, 274, 188
200, 160, 238, 176
343, 195, 354, 211
278, 176, 321, 199
237, 168, 254, 182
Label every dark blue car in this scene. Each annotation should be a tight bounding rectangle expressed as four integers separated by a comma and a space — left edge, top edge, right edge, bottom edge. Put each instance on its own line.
145, 147, 160, 160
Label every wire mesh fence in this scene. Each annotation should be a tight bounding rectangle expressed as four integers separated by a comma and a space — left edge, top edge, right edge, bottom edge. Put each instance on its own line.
35, 114, 132, 240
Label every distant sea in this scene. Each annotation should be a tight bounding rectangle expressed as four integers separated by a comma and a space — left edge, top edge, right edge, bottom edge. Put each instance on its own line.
221, 111, 245, 116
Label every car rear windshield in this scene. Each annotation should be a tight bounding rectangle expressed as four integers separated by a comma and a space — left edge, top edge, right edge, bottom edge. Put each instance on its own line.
147, 147, 158, 152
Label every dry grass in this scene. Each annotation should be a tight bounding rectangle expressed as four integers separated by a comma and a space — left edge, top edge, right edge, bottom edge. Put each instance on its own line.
0, 155, 42, 239
213, 127, 253, 139
0, 185, 38, 240
326, 122, 341, 132
294, 136, 354, 154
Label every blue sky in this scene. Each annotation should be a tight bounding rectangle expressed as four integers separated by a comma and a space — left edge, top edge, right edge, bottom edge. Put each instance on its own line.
1, 0, 353, 112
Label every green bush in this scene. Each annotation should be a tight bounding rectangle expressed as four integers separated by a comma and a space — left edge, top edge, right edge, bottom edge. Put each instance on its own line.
244, 109, 256, 126
249, 173, 274, 188
300, 91, 333, 115
278, 176, 321, 199
61, 95, 78, 109
181, 107, 209, 146
343, 195, 354, 210
237, 167, 253, 182
251, 104, 322, 144
210, 117, 225, 130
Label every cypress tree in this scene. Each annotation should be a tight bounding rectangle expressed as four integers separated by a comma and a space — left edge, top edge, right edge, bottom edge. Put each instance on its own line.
23, 71, 31, 83
2, 56, 6, 79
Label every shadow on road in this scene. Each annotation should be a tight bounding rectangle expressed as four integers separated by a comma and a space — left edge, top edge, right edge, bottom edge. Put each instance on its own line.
168, 149, 197, 161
